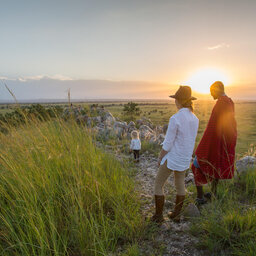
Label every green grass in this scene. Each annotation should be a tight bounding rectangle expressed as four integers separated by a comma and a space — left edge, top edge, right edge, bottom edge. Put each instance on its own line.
190, 169, 256, 256
1, 100, 255, 255
102, 100, 256, 157
0, 118, 144, 255
1, 100, 256, 156
120, 243, 140, 256
140, 141, 161, 157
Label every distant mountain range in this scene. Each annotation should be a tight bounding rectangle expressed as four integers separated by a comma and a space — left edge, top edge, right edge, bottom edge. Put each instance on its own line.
0, 77, 255, 103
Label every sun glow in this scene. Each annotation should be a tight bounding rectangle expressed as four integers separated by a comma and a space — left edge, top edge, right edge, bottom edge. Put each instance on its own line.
183, 68, 231, 94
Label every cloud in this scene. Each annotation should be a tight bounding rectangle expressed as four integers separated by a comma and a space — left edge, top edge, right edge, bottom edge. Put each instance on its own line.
207, 43, 230, 50
22, 74, 74, 81
0, 76, 17, 81
1, 74, 74, 82
45, 75, 74, 81
18, 78, 27, 82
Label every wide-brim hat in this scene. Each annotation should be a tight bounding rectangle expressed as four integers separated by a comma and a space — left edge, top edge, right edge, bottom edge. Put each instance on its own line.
169, 85, 197, 102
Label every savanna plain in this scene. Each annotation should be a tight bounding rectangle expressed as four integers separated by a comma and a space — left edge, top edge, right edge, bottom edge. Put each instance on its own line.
0, 100, 255, 256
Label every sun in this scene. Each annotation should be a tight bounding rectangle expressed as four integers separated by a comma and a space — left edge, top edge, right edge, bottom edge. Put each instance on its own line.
183, 68, 231, 94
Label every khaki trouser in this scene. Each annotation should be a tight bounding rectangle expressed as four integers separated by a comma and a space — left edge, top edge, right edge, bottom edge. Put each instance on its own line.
154, 161, 186, 196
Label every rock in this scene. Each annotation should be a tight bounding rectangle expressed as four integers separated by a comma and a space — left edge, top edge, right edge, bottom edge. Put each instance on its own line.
113, 121, 127, 129
127, 121, 136, 133
163, 124, 168, 134
147, 167, 156, 173
62, 106, 88, 121
97, 122, 105, 129
183, 203, 200, 219
140, 193, 152, 199
89, 116, 101, 126
91, 126, 100, 133
103, 111, 116, 125
113, 121, 127, 139
76, 114, 88, 124
139, 125, 154, 133
141, 131, 155, 140
136, 117, 154, 129
160, 222, 171, 231
114, 127, 125, 139
185, 172, 194, 184
139, 125, 156, 140
128, 121, 135, 127
155, 125, 164, 134
86, 117, 93, 127
156, 134, 165, 145
149, 136, 157, 144
97, 126, 116, 140
236, 156, 256, 174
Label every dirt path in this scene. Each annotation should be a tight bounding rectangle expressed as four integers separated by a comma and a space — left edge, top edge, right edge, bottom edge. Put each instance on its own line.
133, 153, 207, 256
101, 143, 208, 255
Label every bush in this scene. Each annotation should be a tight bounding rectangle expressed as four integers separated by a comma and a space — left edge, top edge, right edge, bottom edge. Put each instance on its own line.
122, 102, 141, 122
0, 104, 64, 132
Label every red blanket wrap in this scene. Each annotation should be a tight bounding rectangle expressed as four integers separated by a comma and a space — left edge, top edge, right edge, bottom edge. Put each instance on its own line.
192, 96, 237, 185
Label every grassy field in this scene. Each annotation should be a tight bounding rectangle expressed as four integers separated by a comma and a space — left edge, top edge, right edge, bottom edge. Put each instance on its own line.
0, 100, 255, 255
1, 100, 255, 156
188, 167, 256, 256
0, 118, 144, 256
99, 100, 256, 157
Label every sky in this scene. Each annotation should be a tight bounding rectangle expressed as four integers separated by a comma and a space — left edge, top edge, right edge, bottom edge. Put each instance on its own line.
0, 0, 255, 101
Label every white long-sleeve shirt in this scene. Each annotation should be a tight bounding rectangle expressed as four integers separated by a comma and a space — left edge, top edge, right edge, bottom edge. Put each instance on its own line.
161, 108, 199, 171
130, 139, 141, 150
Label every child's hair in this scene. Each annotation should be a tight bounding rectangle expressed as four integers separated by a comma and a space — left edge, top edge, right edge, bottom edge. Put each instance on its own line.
131, 130, 139, 139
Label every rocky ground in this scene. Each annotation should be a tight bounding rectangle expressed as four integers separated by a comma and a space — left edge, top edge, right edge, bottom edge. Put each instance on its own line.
63, 105, 167, 145
130, 153, 206, 256
105, 145, 256, 256
88, 106, 256, 255
124, 153, 256, 256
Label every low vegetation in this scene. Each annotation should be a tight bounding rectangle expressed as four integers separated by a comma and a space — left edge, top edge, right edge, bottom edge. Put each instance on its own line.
0, 101, 255, 255
1, 101, 256, 156
0, 118, 144, 255
122, 102, 141, 122
0, 104, 63, 129
189, 167, 256, 256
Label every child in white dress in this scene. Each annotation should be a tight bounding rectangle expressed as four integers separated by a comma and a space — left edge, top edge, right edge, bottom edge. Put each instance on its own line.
130, 130, 141, 162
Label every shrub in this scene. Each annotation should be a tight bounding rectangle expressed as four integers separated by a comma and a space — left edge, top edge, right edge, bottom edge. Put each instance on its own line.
0, 104, 64, 132
122, 102, 141, 122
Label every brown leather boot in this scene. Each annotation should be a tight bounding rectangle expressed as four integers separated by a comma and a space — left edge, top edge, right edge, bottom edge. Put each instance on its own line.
151, 195, 165, 223
168, 195, 185, 222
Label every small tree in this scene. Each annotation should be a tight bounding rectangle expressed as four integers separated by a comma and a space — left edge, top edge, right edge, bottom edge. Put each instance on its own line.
122, 102, 141, 121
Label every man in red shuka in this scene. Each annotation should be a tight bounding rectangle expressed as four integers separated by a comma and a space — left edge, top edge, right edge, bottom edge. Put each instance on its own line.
192, 81, 237, 204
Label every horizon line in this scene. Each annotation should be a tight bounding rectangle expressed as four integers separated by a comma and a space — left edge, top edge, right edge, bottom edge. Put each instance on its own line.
1, 98, 256, 104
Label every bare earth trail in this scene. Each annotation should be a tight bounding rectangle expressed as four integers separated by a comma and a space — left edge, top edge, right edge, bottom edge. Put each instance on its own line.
127, 153, 207, 256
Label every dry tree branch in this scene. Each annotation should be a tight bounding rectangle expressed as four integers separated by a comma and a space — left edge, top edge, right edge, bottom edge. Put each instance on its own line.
3, 82, 19, 107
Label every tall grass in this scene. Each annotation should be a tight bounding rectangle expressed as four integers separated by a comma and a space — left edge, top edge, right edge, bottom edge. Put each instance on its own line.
0, 118, 143, 255
140, 141, 161, 157
190, 169, 256, 256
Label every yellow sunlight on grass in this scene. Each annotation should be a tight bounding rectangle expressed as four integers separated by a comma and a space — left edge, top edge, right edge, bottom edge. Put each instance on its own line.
183, 68, 231, 94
